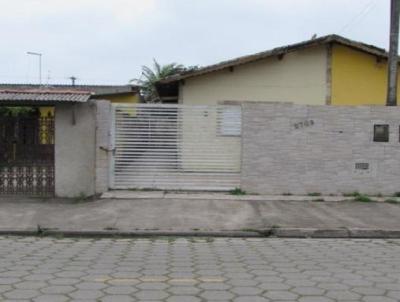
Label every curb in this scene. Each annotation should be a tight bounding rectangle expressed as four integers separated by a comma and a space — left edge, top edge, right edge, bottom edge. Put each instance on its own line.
100, 191, 400, 203
1, 228, 400, 239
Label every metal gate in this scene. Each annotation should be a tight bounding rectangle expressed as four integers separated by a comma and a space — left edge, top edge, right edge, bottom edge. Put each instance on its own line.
0, 115, 55, 196
110, 104, 242, 191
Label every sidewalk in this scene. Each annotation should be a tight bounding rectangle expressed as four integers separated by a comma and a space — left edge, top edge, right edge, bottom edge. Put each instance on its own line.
0, 193, 400, 238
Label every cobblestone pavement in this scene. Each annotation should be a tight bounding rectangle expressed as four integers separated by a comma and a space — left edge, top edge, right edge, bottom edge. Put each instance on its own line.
0, 237, 399, 302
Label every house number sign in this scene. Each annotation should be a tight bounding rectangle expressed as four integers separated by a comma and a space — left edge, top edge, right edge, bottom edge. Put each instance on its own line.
293, 120, 314, 129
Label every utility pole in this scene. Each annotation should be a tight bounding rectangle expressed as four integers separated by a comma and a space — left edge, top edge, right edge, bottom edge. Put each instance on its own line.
387, 0, 400, 106
27, 51, 42, 85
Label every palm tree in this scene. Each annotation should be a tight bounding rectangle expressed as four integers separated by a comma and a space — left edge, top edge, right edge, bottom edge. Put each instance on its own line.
132, 59, 185, 103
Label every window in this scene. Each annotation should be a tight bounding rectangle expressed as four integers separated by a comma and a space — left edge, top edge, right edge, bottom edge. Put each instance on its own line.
373, 124, 389, 142
217, 106, 241, 136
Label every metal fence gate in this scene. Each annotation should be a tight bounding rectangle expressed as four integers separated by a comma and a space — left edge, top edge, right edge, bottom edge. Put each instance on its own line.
0, 115, 55, 196
110, 104, 242, 191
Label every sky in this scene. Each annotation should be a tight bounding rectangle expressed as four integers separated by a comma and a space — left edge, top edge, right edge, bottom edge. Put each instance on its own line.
0, 0, 391, 85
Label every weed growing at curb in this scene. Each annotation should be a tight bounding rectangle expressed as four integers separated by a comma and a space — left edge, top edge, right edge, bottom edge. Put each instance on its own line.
385, 198, 399, 204
343, 192, 361, 197
313, 198, 325, 202
104, 226, 118, 231
282, 192, 292, 196
73, 192, 89, 203
353, 194, 374, 203
308, 192, 321, 196
230, 187, 247, 195
394, 192, 400, 197
240, 228, 259, 232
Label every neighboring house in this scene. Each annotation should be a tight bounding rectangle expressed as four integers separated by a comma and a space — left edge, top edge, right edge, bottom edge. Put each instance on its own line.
157, 34, 400, 106
0, 84, 141, 117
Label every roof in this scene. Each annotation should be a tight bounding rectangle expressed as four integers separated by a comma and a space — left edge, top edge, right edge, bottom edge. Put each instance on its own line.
0, 84, 139, 96
159, 34, 390, 84
0, 89, 92, 103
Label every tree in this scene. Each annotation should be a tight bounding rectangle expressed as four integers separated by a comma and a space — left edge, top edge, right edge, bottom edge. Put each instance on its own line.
132, 59, 185, 103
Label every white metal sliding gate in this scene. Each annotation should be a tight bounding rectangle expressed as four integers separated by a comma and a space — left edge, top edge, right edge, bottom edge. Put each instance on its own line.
110, 104, 242, 191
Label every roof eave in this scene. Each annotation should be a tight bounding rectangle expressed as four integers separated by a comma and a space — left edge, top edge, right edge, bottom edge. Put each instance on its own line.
158, 34, 390, 84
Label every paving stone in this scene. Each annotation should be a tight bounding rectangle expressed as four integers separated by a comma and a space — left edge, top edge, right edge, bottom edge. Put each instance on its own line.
69, 289, 104, 300
230, 286, 263, 295
103, 286, 138, 295
326, 290, 361, 300
291, 286, 325, 295
298, 297, 335, 302
258, 282, 291, 290
0, 237, 399, 302
100, 295, 136, 302
200, 290, 235, 300
166, 296, 201, 302
33, 294, 69, 302
75, 282, 108, 290
352, 287, 386, 295
362, 297, 398, 302
4, 289, 40, 299
263, 290, 298, 300
168, 286, 201, 295
234, 297, 271, 302
134, 290, 169, 300
136, 282, 169, 290
387, 290, 400, 299
14, 281, 47, 290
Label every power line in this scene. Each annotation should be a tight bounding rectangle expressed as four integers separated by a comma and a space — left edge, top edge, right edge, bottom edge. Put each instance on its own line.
339, 0, 378, 34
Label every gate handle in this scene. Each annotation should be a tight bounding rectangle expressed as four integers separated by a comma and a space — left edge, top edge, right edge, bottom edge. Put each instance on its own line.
99, 146, 116, 154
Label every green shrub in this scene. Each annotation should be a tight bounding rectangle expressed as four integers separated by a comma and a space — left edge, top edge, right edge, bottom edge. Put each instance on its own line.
230, 187, 247, 195
353, 194, 373, 202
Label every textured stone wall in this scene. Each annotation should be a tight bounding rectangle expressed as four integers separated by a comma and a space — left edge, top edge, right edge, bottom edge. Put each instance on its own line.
241, 102, 400, 195
95, 100, 112, 194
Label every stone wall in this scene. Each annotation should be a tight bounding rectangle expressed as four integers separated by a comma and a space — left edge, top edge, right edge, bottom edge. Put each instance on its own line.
241, 102, 400, 195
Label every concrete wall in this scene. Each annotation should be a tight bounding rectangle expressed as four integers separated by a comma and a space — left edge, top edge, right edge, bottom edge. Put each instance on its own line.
95, 100, 112, 194
55, 101, 97, 197
241, 102, 400, 195
179, 46, 328, 106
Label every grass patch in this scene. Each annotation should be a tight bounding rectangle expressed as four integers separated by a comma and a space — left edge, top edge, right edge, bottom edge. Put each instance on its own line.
343, 191, 361, 197
394, 192, 400, 197
230, 187, 247, 195
385, 198, 399, 204
312, 198, 325, 202
353, 194, 374, 203
308, 192, 321, 196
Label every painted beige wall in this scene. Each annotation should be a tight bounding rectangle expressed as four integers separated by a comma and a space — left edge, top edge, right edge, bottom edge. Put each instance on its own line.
179, 46, 328, 105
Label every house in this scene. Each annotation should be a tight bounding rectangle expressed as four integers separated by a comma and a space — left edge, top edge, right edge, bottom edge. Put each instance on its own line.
0, 84, 141, 117
156, 34, 400, 106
